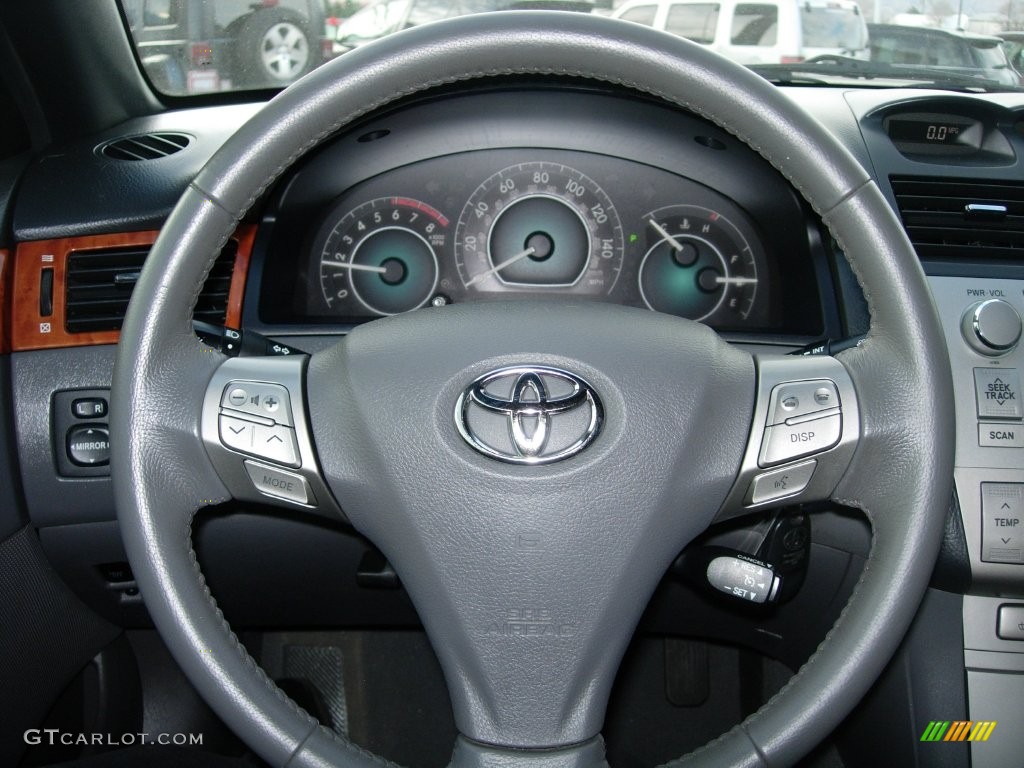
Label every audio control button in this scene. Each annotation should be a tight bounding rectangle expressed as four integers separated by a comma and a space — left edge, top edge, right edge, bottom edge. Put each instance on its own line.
220, 381, 294, 427
962, 299, 1022, 356
759, 413, 841, 467
244, 461, 314, 506
974, 368, 1021, 421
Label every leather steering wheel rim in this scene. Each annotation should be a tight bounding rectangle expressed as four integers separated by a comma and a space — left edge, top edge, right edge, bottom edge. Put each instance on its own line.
111, 11, 955, 768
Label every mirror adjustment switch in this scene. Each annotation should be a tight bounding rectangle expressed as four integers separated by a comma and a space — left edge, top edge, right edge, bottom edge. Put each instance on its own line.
66, 425, 110, 466
72, 397, 108, 419
54, 388, 113, 477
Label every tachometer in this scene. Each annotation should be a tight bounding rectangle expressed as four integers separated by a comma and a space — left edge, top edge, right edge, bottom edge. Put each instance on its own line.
455, 162, 623, 295
318, 197, 446, 316
638, 205, 759, 323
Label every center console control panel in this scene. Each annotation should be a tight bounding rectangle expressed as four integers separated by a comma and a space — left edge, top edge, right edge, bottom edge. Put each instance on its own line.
928, 276, 1023, 768
928, 276, 1024, 588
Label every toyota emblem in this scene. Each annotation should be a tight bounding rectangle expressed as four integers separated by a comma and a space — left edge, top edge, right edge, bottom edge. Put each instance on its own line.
455, 366, 602, 464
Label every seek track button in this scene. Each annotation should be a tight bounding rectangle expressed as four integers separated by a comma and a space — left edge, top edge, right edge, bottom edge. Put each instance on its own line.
974, 368, 1022, 420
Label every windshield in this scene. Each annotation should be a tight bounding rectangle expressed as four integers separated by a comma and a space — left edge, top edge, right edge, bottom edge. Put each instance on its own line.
800, 4, 866, 50
119, 0, 1023, 94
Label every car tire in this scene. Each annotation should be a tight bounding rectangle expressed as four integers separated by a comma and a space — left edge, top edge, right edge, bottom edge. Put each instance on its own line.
233, 8, 315, 88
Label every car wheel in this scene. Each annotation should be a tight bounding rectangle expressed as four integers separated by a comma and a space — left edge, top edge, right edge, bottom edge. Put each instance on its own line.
234, 9, 313, 87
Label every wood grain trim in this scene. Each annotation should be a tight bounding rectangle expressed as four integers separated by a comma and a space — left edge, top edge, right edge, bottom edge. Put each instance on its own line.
11, 232, 157, 352
226, 224, 256, 329
11, 226, 256, 353
0, 249, 10, 354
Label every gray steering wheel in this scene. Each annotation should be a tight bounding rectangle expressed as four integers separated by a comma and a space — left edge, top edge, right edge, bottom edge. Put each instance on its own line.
111, 11, 954, 768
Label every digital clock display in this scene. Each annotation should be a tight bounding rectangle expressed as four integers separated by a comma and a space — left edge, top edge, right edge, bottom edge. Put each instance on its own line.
887, 119, 967, 145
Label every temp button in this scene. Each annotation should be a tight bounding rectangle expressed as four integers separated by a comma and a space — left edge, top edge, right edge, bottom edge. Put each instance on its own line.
981, 483, 1023, 564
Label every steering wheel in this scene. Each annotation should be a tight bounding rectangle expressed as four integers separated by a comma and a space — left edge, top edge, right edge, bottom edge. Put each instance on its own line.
111, 11, 954, 768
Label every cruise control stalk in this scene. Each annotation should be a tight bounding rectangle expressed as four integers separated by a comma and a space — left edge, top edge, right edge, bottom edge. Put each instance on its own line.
674, 510, 811, 608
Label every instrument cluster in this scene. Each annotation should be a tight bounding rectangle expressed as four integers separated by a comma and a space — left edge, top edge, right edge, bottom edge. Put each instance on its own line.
303, 148, 773, 330
256, 88, 826, 337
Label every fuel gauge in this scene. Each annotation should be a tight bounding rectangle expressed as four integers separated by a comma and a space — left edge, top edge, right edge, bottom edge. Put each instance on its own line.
638, 204, 759, 323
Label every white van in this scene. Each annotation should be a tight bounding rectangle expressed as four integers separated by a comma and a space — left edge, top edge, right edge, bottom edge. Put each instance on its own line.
611, 0, 869, 65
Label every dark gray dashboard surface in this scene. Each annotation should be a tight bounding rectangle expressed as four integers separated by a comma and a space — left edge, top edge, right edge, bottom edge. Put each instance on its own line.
11, 86, 1024, 244
12, 103, 260, 241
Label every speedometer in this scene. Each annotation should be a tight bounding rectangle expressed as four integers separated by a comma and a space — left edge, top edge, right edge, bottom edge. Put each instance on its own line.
455, 162, 623, 295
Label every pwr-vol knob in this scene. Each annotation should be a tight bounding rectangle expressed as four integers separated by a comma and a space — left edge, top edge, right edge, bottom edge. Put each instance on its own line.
961, 299, 1022, 356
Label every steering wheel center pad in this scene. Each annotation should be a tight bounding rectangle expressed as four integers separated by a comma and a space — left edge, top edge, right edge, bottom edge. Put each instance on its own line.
309, 301, 754, 746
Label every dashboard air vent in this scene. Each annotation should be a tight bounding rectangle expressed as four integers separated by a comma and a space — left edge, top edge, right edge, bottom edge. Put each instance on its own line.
99, 132, 191, 161
890, 176, 1024, 262
65, 241, 237, 333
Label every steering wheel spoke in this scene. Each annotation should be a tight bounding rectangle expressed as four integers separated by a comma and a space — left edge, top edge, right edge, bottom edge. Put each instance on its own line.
716, 354, 860, 522
201, 353, 343, 519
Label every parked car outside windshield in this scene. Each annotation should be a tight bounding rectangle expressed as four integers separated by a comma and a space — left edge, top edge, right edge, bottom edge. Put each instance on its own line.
868, 23, 1021, 87
120, 0, 1024, 94
611, 0, 869, 64
122, 0, 335, 94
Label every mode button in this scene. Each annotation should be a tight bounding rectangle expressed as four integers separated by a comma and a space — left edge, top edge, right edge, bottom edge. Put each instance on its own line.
244, 460, 314, 506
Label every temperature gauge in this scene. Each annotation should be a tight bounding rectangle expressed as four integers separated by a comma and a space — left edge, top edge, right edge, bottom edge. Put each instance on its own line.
637, 205, 761, 324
